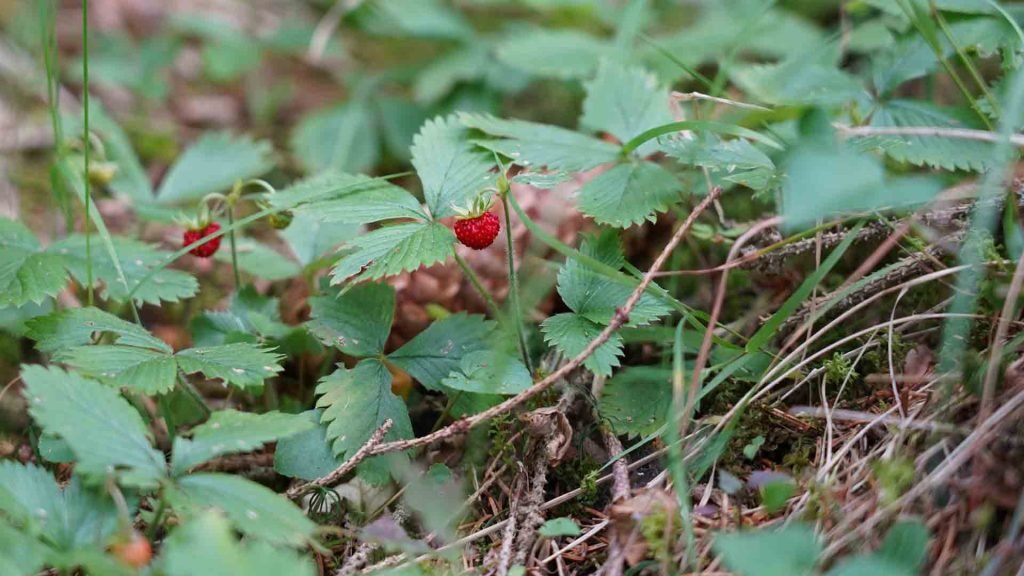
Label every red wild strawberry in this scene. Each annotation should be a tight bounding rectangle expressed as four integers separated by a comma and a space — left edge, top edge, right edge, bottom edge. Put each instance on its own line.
183, 221, 222, 258
454, 212, 500, 250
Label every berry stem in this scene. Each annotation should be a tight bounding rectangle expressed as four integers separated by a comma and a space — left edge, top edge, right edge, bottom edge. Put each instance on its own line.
453, 251, 501, 319
501, 194, 533, 374
227, 206, 242, 288
82, 0, 94, 307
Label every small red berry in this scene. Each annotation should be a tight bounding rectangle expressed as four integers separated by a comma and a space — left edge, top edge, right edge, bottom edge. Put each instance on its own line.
110, 531, 152, 568
183, 221, 222, 258
454, 212, 500, 250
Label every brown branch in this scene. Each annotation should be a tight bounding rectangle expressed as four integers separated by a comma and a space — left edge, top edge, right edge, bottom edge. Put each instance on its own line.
600, 428, 631, 576
364, 187, 723, 458
286, 419, 394, 500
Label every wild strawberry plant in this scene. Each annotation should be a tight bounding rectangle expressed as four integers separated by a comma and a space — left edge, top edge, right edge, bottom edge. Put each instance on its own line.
1, 0, 1023, 574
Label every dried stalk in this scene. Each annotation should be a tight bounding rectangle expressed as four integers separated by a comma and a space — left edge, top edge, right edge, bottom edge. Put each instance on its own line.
287, 419, 394, 500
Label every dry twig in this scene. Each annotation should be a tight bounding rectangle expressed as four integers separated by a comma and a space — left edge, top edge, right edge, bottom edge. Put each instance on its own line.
287, 419, 394, 500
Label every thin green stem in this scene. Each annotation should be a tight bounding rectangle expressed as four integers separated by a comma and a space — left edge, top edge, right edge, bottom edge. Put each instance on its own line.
146, 491, 168, 541
931, 0, 1000, 119
82, 0, 94, 306
227, 208, 242, 289
619, 120, 783, 158
501, 194, 533, 374
177, 372, 212, 417
453, 251, 501, 319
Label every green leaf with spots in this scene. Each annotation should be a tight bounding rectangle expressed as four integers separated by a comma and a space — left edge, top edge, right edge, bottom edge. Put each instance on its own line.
173, 473, 315, 547
171, 410, 313, 474
61, 344, 179, 395
20, 366, 166, 486
388, 313, 495, 390
307, 282, 395, 357
175, 343, 284, 390
461, 113, 620, 172
440, 349, 533, 395
25, 306, 170, 354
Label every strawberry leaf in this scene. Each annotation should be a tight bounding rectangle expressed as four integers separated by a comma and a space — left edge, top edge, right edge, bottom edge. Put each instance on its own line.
388, 313, 495, 390
411, 115, 496, 219
307, 282, 394, 357
581, 60, 673, 156
156, 132, 273, 204
330, 221, 455, 285
0, 219, 69, 308
576, 161, 682, 228
541, 312, 624, 377
171, 410, 313, 474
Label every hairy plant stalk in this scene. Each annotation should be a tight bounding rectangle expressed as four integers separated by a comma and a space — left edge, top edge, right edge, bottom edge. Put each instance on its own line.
502, 193, 533, 374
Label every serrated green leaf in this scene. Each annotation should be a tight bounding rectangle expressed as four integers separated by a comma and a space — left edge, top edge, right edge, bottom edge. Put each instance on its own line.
541, 313, 623, 377
307, 282, 394, 356
49, 235, 198, 305
270, 171, 416, 216
414, 45, 489, 104
161, 512, 316, 576
175, 343, 284, 390
189, 287, 290, 346
156, 132, 273, 204
61, 344, 178, 394
173, 474, 315, 547
25, 306, 170, 353
850, 99, 994, 171
0, 219, 68, 308
496, 28, 610, 79
20, 366, 165, 486
273, 410, 344, 481
388, 313, 495, 390
440, 349, 532, 395
662, 134, 776, 191
558, 231, 670, 325
291, 102, 379, 174
316, 359, 413, 463
600, 366, 672, 437
411, 115, 495, 218
714, 524, 822, 576
577, 161, 682, 227
461, 113, 620, 172
331, 222, 456, 285
0, 518, 47, 575
581, 60, 673, 156
0, 466, 123, 554
171, 410, 313, 474
287, 179, 424, 225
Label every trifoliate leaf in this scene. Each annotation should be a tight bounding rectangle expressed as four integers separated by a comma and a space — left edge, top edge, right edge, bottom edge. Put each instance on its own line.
175, 343, 284, 390
388, 313, 495, 390
273, 410, 344, 481
557, 231, 670, 325
461, 113, 620, 172
171, 410, 313, 474
581, 60, 673, 156
714, 524, 822, 576
173, 473, 315, 547
411, 115, 495, 219
600, 366, 673, 437
307, 282, 394, 357
541, 313, 623, 377
161, 512, 316, 576
576, 161, 682, 227
156, 132, 273, 204
49, 235, 198, 305
440, 349, 533, 395
20, 365, 165, 486
316, 359, 414, 464
496, 28, 610, 79
25, 306, 170, 354
291, 102, 379, 174
330, 222, 455, 285
0, 219, 68, 308
849, 99, 994, 172
61, 344, 179, 394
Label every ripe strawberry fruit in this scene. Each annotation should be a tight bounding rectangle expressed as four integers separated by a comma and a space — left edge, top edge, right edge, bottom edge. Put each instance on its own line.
110, 531, 152, 568
183, 221, 222, 258
454, 212, 500, 250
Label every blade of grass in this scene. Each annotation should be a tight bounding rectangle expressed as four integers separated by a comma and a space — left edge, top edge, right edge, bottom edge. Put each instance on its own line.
665, 319, 696, 570
746, 220, 866, 353
938, 69, 1024, 377
82, 0, 94, 306
619, 119, 784, 157
930, 0, 1000, 119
